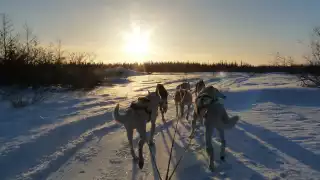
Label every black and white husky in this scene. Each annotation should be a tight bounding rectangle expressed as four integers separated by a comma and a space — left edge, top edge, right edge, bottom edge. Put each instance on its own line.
113, 84, 168, 169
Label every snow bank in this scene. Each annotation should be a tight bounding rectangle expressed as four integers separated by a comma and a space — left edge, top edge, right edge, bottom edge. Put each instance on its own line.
101, 67, 147, 85
103, 67, 146, 78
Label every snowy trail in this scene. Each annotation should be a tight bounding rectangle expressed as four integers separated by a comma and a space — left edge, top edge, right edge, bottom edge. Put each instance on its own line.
1, 72, 320, 180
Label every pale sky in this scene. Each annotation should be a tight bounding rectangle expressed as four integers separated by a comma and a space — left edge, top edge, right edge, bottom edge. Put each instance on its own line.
1, 0, 320, 65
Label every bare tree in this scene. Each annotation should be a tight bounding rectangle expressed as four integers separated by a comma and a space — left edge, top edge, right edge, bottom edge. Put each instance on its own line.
68, 51, 96, 64
299, 27, 320, 88
55, 39, 65, 64
0, 13, 14, 61
23, 23, 38, 64
272, 52, 295, 66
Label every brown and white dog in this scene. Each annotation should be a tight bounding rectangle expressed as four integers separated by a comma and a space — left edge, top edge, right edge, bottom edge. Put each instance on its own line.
176, 82, 191, 91
174, 82, 193, 119
113, 84, 167, 169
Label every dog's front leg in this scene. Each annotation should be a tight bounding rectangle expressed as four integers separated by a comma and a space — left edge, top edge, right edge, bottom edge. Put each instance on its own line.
200, 116, 204, 125
149, 120, 156, 146
186, 104, 191, 120
161, 111, 165, 121
175, 102, 179, 117
217, 128, 226, 161
126, 127, 138, 161
180, 103, 184, 118
137, 125, 147, 169
160, 106, 165, 121
204, 121, 215, 172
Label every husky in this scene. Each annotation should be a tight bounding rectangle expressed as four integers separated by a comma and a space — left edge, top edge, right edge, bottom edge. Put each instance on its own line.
189, 86, 239, 171
156, 84, 169, 121
113, 84, 167, 169
174, 88, 193, 120
194, 79, 206, 96
190, 85, 228, 130
176, 82, 191, 91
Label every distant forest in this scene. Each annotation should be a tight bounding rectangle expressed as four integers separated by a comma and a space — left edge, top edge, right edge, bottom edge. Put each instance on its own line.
103, 61, 317, 74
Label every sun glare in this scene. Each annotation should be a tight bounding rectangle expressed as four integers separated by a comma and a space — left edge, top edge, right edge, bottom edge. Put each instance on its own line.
122, 23, 150, 56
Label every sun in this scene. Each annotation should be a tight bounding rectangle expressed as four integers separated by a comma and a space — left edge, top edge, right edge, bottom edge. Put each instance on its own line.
122, 23, 150, 56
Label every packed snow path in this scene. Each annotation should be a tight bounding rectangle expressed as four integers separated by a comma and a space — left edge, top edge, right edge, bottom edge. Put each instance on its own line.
1, 72, 320, 180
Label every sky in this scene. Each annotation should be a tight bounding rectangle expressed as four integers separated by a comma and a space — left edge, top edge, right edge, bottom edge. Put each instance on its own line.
1, 0, 320, 65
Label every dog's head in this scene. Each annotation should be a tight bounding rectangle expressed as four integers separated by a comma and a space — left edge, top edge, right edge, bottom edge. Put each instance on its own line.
197, 79, 204, 84
176, 82, 191, 90
156, 84, 168, 100
196, 79, 206, 91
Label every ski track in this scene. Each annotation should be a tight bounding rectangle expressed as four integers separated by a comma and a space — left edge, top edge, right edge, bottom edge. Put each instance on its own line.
0, 72, 320, 180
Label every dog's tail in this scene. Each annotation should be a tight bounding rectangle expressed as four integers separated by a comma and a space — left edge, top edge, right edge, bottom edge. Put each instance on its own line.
113, 104, 126, 124
221, 115, 240, 129
227, 115, 240, 129
229, 115, 239, 123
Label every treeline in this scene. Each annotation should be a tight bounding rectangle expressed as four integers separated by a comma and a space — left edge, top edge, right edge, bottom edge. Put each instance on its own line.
103, 61, 318, 74
0, 15, 106, 89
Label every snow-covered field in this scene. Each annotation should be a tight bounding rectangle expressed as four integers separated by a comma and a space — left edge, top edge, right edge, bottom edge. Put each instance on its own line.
1, 71, 320, 180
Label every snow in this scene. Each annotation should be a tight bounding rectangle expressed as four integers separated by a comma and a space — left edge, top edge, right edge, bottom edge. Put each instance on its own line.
1, 72, 320, 180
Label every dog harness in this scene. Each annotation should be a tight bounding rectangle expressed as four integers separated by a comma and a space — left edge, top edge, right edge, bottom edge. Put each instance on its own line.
195, 94, 220, 118
196, 94, 229, 125
130, 99, 152, 122
196, 94, 218, 108
130, 93, 167, 123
